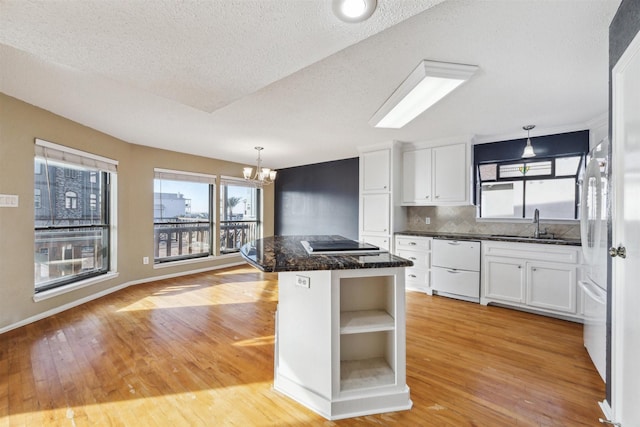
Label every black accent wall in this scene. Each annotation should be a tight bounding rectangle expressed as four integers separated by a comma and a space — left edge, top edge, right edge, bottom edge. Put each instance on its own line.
274, 157, 359, 240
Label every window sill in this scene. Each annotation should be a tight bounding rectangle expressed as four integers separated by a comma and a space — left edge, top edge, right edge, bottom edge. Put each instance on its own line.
153, 253, 241, 269
33, 272, 120, 302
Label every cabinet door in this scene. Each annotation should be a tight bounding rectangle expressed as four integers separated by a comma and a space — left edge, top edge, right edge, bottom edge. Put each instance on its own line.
361, 194, 390, 234
432, 144, 467, 203
484, 256, 525, 303
362, 149, 390, 193
526, 262, 577, 313
402, 149, 431, 204
361, 235, 390, 251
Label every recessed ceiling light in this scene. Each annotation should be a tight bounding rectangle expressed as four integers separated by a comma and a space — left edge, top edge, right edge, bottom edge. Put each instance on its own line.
333, 0, 377, 23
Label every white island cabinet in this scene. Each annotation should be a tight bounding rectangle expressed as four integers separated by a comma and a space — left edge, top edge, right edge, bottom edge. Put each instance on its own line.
481, 240, 582, 320
241, 236, 412, 420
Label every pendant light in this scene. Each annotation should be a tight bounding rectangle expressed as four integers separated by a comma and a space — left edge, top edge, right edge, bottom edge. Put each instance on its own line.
522, 125, 536, 158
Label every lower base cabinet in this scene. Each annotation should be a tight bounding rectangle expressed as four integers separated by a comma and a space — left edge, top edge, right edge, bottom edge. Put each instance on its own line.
481, 241, 581, 320
394, 235, 432, 294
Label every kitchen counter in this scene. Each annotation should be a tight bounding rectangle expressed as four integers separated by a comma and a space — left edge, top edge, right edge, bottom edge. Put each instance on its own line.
396, 230, 581, 246
240, 235, 413, 272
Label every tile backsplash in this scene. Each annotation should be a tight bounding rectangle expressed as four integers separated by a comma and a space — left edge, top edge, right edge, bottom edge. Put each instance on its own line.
405, 206, 581, 240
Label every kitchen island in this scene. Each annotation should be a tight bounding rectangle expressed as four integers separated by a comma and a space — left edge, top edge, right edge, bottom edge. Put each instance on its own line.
240, 235, 413, 420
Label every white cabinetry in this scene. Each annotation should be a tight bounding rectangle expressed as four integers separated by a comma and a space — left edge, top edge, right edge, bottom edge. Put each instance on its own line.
359, 143, 404, 251
482, 241, 581, 320
275, 268, 411, 420
402, 142, 469, 206
395, 235, 432, 294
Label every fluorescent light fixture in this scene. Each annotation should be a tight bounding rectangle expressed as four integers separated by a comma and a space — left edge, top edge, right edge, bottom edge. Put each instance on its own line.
333, 0, 376, 23
370, 60, 478, 129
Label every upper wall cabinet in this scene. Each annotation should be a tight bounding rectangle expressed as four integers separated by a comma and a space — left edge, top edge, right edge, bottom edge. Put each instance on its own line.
361, 149, 390, 193
402, 142, 469, 206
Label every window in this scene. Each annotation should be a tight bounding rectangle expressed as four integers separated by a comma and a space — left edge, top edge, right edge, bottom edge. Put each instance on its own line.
34, 139, 117, 293
477, 155, 584, 220
65, 191, 78, 209
154, 169, 216, 263
219, 178, 261, 254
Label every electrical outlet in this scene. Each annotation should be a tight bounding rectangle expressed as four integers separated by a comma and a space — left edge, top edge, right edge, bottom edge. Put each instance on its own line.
143, 257, 149, 265
295, 275, 310, 288
425, 217, 430, 224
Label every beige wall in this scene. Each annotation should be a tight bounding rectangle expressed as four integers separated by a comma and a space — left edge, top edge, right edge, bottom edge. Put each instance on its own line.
0, 93, 274, 331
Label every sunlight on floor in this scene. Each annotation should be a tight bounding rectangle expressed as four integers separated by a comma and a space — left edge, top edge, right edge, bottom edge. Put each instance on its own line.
117, 282, 276, 312
5, 382, 320, 426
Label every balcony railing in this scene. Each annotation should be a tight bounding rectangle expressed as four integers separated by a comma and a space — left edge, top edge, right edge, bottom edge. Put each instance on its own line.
153, 220, 259, 261
220, 220, 259, 254
154, 221, 210, 262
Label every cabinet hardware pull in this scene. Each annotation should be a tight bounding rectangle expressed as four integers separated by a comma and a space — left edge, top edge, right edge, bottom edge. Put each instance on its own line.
447, 241, 461, 245
518, 265, 522, 269
409, 257, 417, 260
532, 268, 537, 272
409, 242, 417, 245
435, 195, 440, 198
446, 269, 460, 274
409, 274, 417, 278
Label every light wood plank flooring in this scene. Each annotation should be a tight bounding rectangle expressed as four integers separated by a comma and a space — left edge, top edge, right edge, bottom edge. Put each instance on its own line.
1, 265, 605, 426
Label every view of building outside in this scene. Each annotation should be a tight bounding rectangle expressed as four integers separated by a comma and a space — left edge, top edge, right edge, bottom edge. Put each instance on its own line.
34, 159, 109, 291
220, 182, 260, 253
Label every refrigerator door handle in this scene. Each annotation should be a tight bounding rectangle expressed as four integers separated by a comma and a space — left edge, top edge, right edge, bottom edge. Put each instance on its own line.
578, 280, 607, 305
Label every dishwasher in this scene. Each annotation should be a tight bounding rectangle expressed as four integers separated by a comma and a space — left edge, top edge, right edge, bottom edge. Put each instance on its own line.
431, 239, 480, 303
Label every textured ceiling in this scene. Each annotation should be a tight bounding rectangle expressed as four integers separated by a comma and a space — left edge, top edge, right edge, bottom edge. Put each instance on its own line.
0, 0, 620, 169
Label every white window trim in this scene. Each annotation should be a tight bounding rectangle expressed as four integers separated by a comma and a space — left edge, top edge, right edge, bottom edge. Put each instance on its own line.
154, 168, 216, 184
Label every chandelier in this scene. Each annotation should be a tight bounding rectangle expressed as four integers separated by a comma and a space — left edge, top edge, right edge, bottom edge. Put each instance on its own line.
243, 146, 277, 186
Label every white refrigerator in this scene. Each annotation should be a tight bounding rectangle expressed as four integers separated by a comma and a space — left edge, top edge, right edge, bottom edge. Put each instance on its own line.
579, 137, 608, 381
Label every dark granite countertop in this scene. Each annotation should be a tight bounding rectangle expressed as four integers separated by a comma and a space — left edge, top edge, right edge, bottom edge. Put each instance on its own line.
240, 235, 413, 272
396, 231, 581, 246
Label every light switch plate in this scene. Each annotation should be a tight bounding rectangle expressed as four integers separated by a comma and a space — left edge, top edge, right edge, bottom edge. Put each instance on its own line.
0, 194, 19, 207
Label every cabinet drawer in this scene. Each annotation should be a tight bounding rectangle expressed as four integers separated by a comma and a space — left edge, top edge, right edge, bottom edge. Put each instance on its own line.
432, 239, 480, 271
395, 236, 431, 251
396, 249, 430, 269
432, 267, 480, 298
405, 267, 429, 285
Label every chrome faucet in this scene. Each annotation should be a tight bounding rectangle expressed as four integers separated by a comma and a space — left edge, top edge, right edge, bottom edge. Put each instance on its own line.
533, 208, 546, 238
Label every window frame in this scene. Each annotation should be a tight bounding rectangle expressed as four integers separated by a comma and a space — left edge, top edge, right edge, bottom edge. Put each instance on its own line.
34, 139, 117, 293
219, 177, 262, 254
153, 168, 216, 264
477, 154, 585, 220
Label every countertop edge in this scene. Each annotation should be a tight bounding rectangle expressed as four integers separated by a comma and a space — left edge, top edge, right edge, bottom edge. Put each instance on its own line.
395, 231, 581, 246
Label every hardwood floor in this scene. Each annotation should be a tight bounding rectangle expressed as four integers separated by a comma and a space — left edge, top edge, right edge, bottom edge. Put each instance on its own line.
0, 265, 604, 426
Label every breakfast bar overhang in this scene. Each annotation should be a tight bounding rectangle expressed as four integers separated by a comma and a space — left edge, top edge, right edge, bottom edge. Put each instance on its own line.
240, 235, 413, 420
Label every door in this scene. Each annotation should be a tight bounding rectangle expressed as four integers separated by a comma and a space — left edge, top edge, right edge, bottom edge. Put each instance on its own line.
361, 194, 389, 234
402, 149, 432, 204
611, 28, 640, 427
432, 144, 467, 203
483, 256, 525, 303
526, 261, 576, 314
362, 149, 390, 193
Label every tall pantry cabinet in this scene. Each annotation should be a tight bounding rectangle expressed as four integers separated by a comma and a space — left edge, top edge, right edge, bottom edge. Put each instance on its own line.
358, 142, 405, 251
